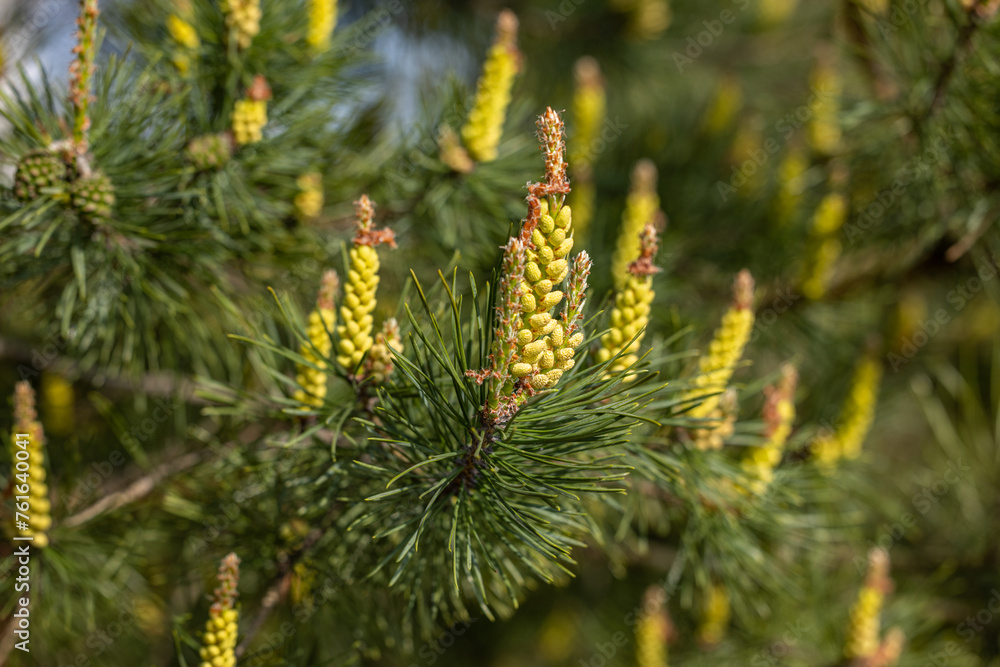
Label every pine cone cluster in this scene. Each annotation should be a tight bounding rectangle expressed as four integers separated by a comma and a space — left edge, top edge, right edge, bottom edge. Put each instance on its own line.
14, 147, 115, 223
13, 149, 68, 202
69, 171, 116, 223
187, 133, 234, 171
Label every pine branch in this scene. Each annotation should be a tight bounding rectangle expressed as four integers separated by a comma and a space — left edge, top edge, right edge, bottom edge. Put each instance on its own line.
0, 617, 17, 666
840, 0, 896, 101
945, 206, 998, 262
924, 2, 984, 118
0, 336, 208, 404
62, 448, 207, 528
235, 524, 328, 658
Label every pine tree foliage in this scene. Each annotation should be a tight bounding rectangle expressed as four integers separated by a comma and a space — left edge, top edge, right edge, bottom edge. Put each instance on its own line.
1, 0, 1000, 665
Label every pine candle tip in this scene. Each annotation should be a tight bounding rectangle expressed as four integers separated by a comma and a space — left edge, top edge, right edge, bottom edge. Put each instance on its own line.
536, 107, 569, 192
642, 584, 667, 612
380, 317, 400, 338
496, 9, 519, 45
352, 194, 396, 247
574, 56, 602, 86
571, 250, 593, 280
778, 363, 798, 393
70, 0, 100, 150
564, 251, 592, 333
438, 125, 474, 173
354, 194, 375, 230
829, 159, 850, 188
248, 75, 272, 102
14, 381, 39, 427
866, 547, 891, 587
873, 627, 905, 667
719, 387, 738, 413
864, 333, 884, 357
633, 159, 658, 192
627, 223, 662, 277
814, 41, 837, 68
212, 552, 241, 611
733, 269, 755, 310
366, 317, 403, 383
762, 364, 797, 436
652, 209, 667, 233
318, 269, 339, 310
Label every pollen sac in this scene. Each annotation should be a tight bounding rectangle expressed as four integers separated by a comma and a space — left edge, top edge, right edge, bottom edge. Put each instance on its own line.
549, 322, 565, 347
539, 214, 556, 234
522, 340, 548, 359
529, 373, 551, 389
534, 279, 554, 296
538, 318, 559, 336
512, 362, 533, 377
553, 237, 574, 259
538, 290, 563, 311
546, 259, 568, 281
555, 205, 572, 229
528, 312, 552, 330
526, 262, 543, 283
556, 347, 575, 363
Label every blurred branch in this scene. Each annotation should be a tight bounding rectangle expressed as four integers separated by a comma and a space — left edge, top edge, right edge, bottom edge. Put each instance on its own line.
0, 336, 208, 404
235, 526, 326, 659
925, 3, 984, 118
946, 206, 998, 262
62, 449, 207, 528
840, 0, 896, 101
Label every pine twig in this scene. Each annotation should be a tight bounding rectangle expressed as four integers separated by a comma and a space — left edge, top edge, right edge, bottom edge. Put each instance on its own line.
234, 527, 325, 659
62, 450, 206, 528
0, 618, 16, 665
945, 206, 997, 262
840, 0, 896, 101
0, 336, 208, 404
925, 3, 984, 118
